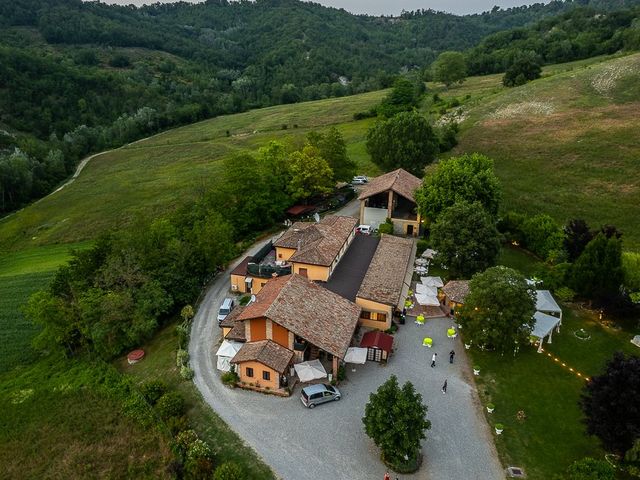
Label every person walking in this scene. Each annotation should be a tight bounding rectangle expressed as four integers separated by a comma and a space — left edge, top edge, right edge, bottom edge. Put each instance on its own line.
449, 350, 455, 364
383, 472, 391, 480
442, 379, 448, 394
431, 352, 437, 368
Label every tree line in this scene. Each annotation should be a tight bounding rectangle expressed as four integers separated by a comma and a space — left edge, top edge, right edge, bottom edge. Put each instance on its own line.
24, 128, 353, 359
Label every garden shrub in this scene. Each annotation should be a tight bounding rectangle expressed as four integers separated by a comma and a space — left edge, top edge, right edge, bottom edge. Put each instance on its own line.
337, 364, 346, 381
214, 462, 244, 480
555, 286, 575, 302
221, 371, 239, 386
378, 218, 394, 235
177, 349, 189, 367
176, 323, 189, 348
522, 214, 565, 260
156, 392, 186, 420
165, 415, 190, 435
566, 457, 615, 480
180, 365, 195, 380
185, 439, 215, 479
416, 239, 429, 256
140, 379, 167, 405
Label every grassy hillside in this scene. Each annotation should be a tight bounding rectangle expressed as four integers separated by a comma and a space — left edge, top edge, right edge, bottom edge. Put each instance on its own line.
450, 53, 640, 249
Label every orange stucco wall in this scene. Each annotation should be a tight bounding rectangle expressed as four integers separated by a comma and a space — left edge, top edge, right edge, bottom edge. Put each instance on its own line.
272, 322, 290, 349
275, 247, 297, 261
222, 326, 232, 337
236, 360, 280, 390
292, 262, 329, 281
356, 297, 393, 330
230, 274, 248, 293
249, 318, 267, 341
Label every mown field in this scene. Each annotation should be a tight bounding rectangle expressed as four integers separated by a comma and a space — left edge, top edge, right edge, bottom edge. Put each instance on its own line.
449, 53, 640, 250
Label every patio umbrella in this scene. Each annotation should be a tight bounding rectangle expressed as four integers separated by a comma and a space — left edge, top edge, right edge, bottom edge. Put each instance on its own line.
422, 248, 437, 259
294, 359, 328, 382
415, 258, 428, 266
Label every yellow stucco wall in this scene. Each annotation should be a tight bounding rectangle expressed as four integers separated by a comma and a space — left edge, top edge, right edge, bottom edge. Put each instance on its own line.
390, 217, 421, 237
236, 360, 281, 390
230, 274, 248, 293
275, 247, 297, 261
222, 326, 232, 337
292, 262, 329, 282
355, 297, 393, 330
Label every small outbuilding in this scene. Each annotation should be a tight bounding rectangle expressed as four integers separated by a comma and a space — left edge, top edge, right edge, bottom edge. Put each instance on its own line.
440, 280, 470, 316
360, 330, 394, 362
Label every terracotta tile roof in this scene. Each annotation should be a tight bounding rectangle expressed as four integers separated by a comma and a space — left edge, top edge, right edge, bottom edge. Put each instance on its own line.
442, 280, 470, 304
358, 168, 422, 203
230, 256, 253, 276
360, 330, 394, 353
237, 274, 361, 358
219, 305, 245, 328
357, 235, 416, 307
225, 320, 246, 342
231, 340, 294, 373
273, 216, 357, 267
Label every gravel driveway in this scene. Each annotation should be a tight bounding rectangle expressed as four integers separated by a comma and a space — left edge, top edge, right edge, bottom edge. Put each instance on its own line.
189, 200, 504, 480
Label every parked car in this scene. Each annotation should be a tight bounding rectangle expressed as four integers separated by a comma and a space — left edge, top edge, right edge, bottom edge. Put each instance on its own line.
217, 297, 235, 325
300, 384, 341, 408
356, 225, 372, 235
351, 175, 368, 185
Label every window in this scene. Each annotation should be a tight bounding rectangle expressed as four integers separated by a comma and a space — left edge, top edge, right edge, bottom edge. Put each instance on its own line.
246, 367, 254, 378
360, 311, 371, 320
299, 268, 308, 277
278, 253, 282, 259
377, 313, 387, 323
262, 371, 270, 381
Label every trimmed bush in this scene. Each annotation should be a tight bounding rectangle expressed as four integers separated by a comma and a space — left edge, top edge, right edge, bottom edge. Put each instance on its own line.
214, 462, 244, 480
177, 349, 189, 367
180, 365, 195, 380
221, 370, 239, 386
156, 392, 186, 420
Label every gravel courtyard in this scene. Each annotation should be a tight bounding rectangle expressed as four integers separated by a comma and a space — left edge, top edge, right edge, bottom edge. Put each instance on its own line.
192, 294, 503, 479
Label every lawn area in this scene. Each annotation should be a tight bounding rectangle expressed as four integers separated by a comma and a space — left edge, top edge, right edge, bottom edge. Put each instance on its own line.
0, 243, 87, 373
467, 245, 640, 479
0, 357, 174, 479
117, 322, 276, 480
454, 53, 640, 251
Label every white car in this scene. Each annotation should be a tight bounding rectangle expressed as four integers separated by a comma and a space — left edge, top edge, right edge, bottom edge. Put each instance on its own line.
356, 225, 372, 235
352, 175, 368, 185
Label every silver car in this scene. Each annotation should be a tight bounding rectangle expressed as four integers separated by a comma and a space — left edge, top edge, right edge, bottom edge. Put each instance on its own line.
300, 383, 341, 408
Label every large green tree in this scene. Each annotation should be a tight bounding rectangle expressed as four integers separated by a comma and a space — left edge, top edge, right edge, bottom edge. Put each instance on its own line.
287, 145, 334, 202
362, 375, 431, 469
431, 201, 501, 278
580, 352, 640, 455
571, 233, 624, 302
432, 51, 468, 87
458, 266, 536, 354
366, 111, 439, 176
503, 50, 542, 87
522, 214, 565, 261
415, 153, 501, 221
307, 127, 356, 182
377, 76, 423, 117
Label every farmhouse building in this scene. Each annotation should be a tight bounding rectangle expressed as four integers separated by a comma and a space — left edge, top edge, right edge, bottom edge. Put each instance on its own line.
226, 274, 361, 384
358, 168, 422, 237
230, 215, 357, 294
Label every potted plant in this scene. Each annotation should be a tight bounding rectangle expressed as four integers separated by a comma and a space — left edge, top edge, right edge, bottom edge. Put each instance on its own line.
486, 403, 495, 413
495, 423, 504, 435
473, 365, 481, 376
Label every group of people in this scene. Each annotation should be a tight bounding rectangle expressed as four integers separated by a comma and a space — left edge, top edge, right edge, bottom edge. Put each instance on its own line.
429, 349, 455, 393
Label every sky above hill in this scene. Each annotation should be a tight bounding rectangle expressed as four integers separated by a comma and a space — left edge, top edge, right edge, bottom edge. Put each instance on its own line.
99, 0, 550, 16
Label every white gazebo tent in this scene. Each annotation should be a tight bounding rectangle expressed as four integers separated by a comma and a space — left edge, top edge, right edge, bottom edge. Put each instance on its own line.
420, 276, 444, 288
344, 347, 368, 364
415, 293, 440, 306
536, 290, 563, 323
416, 283, 438, 296
294, 359, 327, 382
532, 311, 562, 352
216, 340, 243, 371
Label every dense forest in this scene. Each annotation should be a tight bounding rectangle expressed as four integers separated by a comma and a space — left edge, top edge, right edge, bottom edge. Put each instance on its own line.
1, 0, 640, 214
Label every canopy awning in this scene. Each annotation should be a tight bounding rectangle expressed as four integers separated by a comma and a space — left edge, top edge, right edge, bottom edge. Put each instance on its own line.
216, 340, 244, 372
536, 290, 562, 315
532, 311, 561, 339
415, 293, 440, 306
344, 347, 368, 364
294, 359, 327, 382
421, 276, 444, 288
416, 283, 438, 296
421, 248, 437, 259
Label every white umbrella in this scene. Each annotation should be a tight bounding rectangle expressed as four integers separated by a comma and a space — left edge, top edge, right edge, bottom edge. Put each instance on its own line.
415, 258, 428, 266
422, 248, 437, 259
416, 283, 438, 296
421, 276, 444, 288
415, 266, 428, 275
344, 347, 368, 364
294, 359, 327, 382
